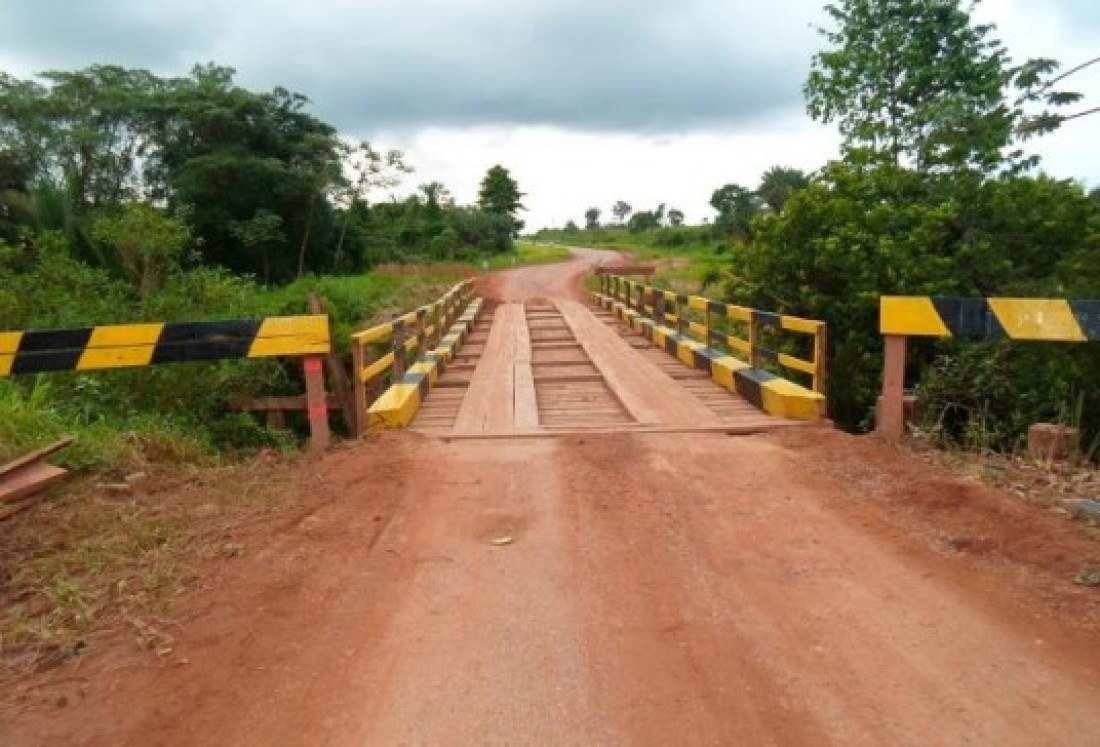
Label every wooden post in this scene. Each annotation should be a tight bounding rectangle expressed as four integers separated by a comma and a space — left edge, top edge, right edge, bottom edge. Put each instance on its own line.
877, 334, 907, 440
350, 340, 367, 437
392, 318, 407, 382
748, 312, 759, 369
415, 308, 427, 360
308, 293, 355, 434
303, 356, 331, 451
813, 323, 828, 396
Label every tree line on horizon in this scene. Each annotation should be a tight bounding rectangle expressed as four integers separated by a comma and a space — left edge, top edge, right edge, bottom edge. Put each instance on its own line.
0, 64, 527, 291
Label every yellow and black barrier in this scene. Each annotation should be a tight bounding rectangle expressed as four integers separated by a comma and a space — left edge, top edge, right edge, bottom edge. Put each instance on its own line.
0, 314, 333, 449
877, 296, 1099, 440
350, 279, 481, 432
0, 315, 330, 377
593, 275, 826, 421
880, 296, 1100, 341
365, 297, 482, 429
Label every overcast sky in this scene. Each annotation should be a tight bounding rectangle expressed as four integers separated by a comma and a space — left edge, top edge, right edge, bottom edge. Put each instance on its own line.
2, 0, 1097, 229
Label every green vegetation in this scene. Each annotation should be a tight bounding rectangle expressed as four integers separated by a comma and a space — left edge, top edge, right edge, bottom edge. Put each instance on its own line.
541, 0, 1098, 455
0, 243, 470, 470
483, 241, 573, 269
0, 63, 547, 470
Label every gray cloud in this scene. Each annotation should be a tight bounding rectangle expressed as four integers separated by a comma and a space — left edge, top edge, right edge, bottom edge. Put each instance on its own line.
2, 0, 822, 132
3, 0, 1096, 137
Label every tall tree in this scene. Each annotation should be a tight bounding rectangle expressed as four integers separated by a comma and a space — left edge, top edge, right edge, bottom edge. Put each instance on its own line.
612, 200, 632, 224
667, 208, 685, 227
477, 164, 525, 235
710, 184, 761, 238
757, 166, 810, 212
584, 207, 600, 230
804, 0, 1081, 173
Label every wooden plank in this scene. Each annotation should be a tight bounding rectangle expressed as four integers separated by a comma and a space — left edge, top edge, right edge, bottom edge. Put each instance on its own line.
593, 265, 656, 276
0, 461, 67, 506
0, 436, 74, 479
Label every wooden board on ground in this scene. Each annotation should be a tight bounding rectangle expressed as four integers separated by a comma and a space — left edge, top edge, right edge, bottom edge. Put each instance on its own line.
0, 437, 72, 519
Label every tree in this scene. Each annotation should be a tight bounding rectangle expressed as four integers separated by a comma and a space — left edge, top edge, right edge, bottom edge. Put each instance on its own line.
757, 167, 809, 212
804, 0, 1081, 173
710, 184, 761, 237
229, 209, 284, 284
477, 164, 525, 235
612, 200, 632, 224
90, 203, 190, 297
334, 142, 411, 266
584, 207, 600, 230
564, 219, 579, 232
667, 208, 685, 227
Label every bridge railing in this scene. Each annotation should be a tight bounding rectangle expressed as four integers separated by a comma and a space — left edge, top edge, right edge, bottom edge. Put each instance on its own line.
593, 275, 827, 420
0, 314, 334, 449
350, 279, 481, 433
876, 296, 1100, 440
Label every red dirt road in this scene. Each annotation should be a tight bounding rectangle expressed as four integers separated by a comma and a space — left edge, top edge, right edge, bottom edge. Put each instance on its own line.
4, 250, 1100, 745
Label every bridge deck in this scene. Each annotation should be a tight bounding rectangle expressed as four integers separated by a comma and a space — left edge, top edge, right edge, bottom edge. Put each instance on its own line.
411, 299, 809, 435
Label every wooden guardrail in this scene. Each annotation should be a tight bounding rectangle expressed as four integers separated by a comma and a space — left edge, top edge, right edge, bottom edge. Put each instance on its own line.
0, 315, 333, 449
593, 275, 827, 420
876, 296, 1100, 439
349, 280, 480, 434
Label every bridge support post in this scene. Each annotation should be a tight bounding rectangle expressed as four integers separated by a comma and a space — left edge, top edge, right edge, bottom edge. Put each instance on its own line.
876, 334, 907, 440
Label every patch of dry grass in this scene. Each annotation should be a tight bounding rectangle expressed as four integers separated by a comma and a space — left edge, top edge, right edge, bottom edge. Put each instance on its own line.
0, 454, 300, 679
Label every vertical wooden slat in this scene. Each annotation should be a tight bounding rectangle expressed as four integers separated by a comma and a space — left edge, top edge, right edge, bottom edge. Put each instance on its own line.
350, 339, 367, 437
749, 311, 760, 369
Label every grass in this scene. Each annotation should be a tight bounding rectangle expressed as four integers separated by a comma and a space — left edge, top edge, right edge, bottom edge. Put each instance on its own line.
480, 241, 573, 270
0, 455, 302, 678
0, 263, 475, 473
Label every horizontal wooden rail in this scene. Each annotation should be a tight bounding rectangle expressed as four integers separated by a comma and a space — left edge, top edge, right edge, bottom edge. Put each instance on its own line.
593, 275, 826, 420
349, 279, 477, 435
0, 316, 329, 376
0, 314, 333, 450
599, 274, 827, 394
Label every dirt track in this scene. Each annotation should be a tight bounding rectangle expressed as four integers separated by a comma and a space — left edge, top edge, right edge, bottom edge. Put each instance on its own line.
4, 250, 1100, 745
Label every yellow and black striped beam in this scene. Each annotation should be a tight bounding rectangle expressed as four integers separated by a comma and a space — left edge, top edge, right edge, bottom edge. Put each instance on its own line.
591, 292, 825, 421
0, 316, 330, 378
881, 297, 1100, 341
368, 298, 483, 428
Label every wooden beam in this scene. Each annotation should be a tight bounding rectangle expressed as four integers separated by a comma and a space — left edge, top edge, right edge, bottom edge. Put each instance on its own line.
0, 436, 73, 479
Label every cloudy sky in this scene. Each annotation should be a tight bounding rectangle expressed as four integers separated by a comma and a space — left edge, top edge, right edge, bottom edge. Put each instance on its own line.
2, 0, 1097, 228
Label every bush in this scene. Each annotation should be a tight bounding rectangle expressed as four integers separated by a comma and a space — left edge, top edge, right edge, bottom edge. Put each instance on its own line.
727, 162, 1100, 435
